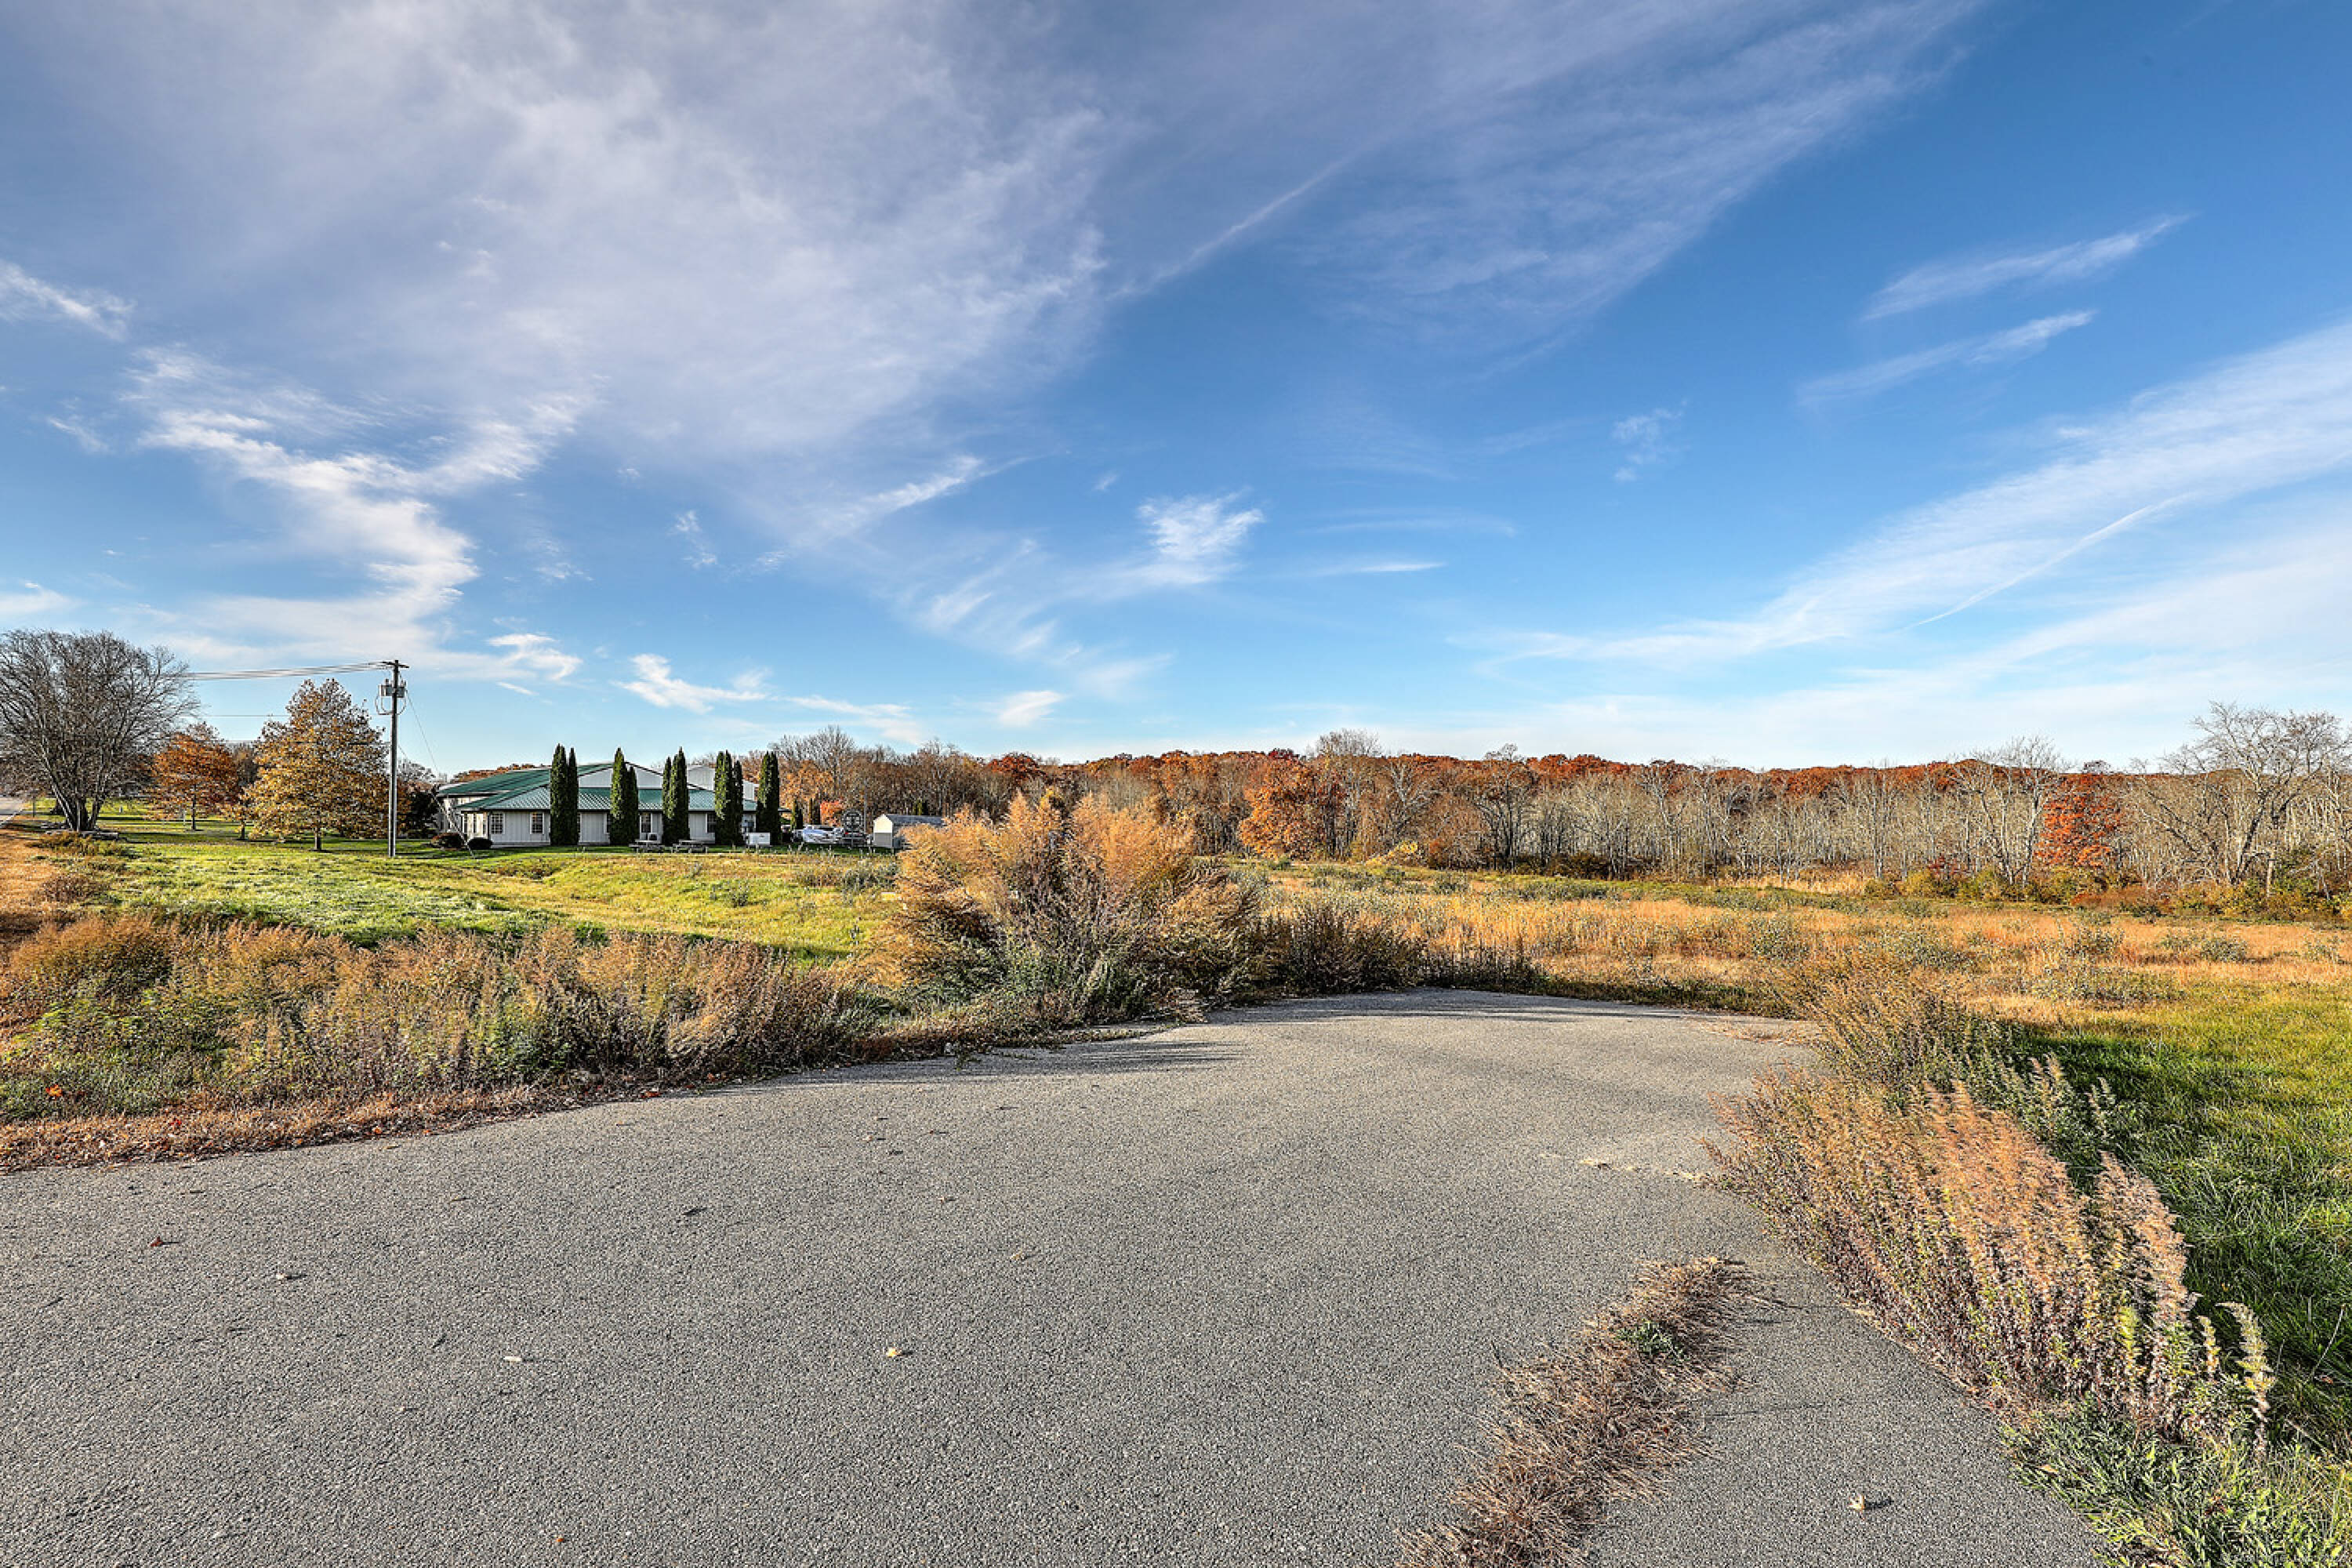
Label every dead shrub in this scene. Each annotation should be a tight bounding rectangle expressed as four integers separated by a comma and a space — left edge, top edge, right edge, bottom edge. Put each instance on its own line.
36, 868, 111, 906
1254, 900, 1429, 995
873, 795, 1256, 1028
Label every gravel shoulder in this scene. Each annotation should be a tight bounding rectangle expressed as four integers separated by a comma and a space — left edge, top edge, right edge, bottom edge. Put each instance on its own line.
1, 991, 2099, 1566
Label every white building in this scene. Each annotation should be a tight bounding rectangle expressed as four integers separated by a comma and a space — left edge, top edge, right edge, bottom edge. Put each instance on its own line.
435, 762, 752, 847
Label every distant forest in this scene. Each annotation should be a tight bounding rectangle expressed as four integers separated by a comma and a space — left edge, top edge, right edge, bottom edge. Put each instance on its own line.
583, 702, 2347, 901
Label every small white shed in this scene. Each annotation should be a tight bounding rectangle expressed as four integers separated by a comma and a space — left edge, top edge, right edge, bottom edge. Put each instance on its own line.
869, 813, 947, 851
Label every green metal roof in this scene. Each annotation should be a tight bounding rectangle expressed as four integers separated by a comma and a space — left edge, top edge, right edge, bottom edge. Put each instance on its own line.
454, 780, 717, 813
437, 768, 550, 800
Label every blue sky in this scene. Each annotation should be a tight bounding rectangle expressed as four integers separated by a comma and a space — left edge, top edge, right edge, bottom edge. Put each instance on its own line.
2, 0, 2347, 772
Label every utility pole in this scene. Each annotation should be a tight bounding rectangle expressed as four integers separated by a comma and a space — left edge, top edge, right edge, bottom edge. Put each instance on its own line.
378, 659, 406, 859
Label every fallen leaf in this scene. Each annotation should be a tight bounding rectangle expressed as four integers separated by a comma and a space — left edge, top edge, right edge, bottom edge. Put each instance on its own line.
884, 1346, 902, 1358
1849, 1495, 1868, 1514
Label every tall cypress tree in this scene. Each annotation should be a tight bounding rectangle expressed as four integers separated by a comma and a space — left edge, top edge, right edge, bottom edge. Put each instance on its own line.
712, 750, 742, 847
608, 748, 637, 844
756, 753, 782, 839
565, 748, 583, 844
662, 749, 690, 844
548, 745, 579, 847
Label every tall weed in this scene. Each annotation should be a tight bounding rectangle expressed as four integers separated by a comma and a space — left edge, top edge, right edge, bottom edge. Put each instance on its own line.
1711, 1074, 2267, 1444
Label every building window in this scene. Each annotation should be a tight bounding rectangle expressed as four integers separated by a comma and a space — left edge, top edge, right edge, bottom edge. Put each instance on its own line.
488, 812, 504, 833
640, 812, 652, 837
531, 812, 545, 836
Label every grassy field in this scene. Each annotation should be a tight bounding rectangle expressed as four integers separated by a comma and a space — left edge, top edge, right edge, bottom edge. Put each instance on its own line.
72, 833, 896, 955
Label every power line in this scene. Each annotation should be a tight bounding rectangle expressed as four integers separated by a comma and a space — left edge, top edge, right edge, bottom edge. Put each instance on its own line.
184, 659, 390, 682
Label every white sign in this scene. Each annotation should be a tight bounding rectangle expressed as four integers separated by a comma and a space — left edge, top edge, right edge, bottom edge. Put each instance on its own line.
745, 833, 771, 848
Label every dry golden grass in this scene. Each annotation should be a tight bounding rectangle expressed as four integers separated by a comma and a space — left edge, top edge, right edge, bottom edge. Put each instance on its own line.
0, 1083, 601, 1171
1255, 866, 2352, 1027
1399, 1258, 1750, 1567
0, 910, 883, 1125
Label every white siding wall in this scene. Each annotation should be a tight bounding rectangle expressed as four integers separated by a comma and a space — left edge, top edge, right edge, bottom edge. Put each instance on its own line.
457, 807, 725, 845
464, 810, 548, 846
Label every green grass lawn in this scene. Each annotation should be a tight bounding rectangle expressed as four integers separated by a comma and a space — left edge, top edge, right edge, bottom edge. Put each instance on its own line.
105, 837, 895, 954
2028, 987, 2352, 1443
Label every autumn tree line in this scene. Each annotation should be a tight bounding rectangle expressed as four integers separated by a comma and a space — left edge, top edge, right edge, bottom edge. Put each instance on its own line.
2, 630, 2344, 901
731, 708, 2352, 904
668, 706, 2351, 903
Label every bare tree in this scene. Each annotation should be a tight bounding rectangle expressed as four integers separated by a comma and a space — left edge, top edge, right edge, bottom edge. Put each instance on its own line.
1846, 765, 1902, 881
1472, 746, 1537, 866
0, 629, 194, 831
1949, 735, 2067, 884
2143, 703, 2350, 890
1377, 752, 1438, 846
1313, 728, 1385, 853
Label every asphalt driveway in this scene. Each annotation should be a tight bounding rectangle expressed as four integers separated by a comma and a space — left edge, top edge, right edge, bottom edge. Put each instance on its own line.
1, 992, 2100, 1566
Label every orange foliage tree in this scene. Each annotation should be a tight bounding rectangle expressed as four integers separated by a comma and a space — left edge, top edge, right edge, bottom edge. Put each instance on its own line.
150, 722, 243, 825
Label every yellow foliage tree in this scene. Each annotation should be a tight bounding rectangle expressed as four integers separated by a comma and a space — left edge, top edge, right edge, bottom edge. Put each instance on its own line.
247, 680, 387, 848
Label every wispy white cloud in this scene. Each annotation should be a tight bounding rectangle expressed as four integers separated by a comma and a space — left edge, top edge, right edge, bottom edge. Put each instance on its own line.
1292, 0, 1981, 343
1864, 216, 2186, 319
671, 510, 718, 570
1138, 492, 1263, 586
0, 581, 74, 620
43, 414, 107, 454
1610, 406, 1682, 481
1798, 310, 2094, 405
14, 6, 1109, 474
823, 457, 990, 535
1308, 559, 1444, 576
891, 492, 1259, 689
992, 689, 1062, 727
487, 633, 581, 683
1494, 314, 2352, 666
1308, 509, 1518, 538
779, 694, 927, 746
114, 348, 585, 680
10, 2, 1990, 465
619, 655, 768, 713
0, 260, 129, 338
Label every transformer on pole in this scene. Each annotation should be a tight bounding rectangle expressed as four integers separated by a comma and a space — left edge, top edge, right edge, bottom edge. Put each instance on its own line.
376, 660, 406, 858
